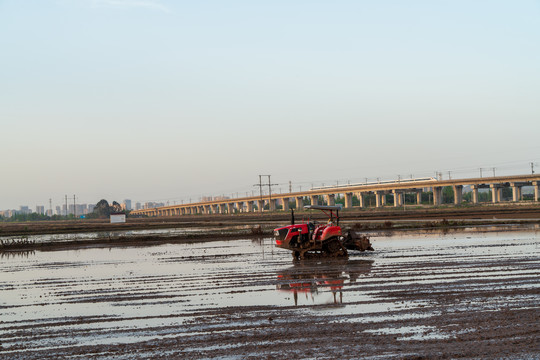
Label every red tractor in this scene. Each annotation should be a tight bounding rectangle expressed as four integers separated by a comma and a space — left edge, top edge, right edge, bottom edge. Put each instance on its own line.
274, 205, 373, 260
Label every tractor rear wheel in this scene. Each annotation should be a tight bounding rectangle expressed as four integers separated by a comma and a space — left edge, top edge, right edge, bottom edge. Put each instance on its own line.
323, 238, 348, 258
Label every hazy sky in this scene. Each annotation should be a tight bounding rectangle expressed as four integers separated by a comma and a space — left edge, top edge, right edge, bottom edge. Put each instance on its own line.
1, 0, 539, 210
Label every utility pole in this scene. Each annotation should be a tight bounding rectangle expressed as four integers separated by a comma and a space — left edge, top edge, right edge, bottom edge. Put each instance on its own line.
479, 168, 483, 178
267, 175, 277, 205
253, 175, 278, 212
289, 181, 292, 193
531, 162, 535, 174
492, 167, 496, 177
448, 171, 452, 180
254, 175, 264, 212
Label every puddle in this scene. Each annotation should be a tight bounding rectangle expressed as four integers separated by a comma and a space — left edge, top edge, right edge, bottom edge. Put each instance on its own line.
0, 229, 538, 358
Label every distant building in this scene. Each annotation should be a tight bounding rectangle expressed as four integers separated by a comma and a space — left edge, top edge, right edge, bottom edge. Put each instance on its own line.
123, 199, 132, 211
88, 204, 95, 213
135, 202, 141, 210
36, 206, 45, 215
76, 204, 87, 215
46, 209, 53, 216
144, 202, 165, 209
213, 196, 230, 201
19, 206, 30, 214
55, 206, 61, 215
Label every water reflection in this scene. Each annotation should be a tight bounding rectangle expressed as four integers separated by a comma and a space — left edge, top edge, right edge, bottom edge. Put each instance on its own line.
276, 259, 373, 306
0, 249, 35, 259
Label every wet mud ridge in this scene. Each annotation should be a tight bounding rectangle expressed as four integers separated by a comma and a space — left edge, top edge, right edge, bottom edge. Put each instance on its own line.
0, 230, 539, 359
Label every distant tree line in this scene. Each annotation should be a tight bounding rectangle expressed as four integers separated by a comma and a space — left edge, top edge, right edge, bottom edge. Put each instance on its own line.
1, 199, 127, 222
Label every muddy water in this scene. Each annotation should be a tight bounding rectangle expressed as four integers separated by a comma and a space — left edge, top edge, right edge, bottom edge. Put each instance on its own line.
1, 229, 539, 359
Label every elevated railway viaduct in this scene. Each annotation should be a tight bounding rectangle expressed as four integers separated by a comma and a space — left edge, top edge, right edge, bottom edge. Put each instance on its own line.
130, 174, 540, 217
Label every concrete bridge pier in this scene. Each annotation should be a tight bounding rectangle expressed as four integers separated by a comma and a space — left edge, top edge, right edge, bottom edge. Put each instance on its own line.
296, 197, 303, 210
325, 194, 335, 206
356, 193, 364, 208
433, 187, 442, 205
471, 185, 479, 204
310, 195, 319, 206
490, 184, 500, 203
375, 191, 386, 207
453, 185, 463, 205
392, 190, 403, 207
218, 204, 225, 214
416, 190, 422, 204
236, 202, 244, 213
269, 199, 277, 211
511, 183, 518, 202
282, 198, 290, 211
257, 200, 264, 212
246, 201, 254, 212
344, 193, 353, 208
511, 183, 523, 202
534, 181, 539, 201
227, 203, 235, 214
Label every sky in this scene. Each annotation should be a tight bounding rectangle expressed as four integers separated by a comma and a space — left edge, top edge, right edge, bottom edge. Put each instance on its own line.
1, 0, 539, 210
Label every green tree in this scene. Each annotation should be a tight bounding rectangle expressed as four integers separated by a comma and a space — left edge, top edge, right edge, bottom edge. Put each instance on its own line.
93, 199, 111, 218
110, 201, 123, 213
442, 186, 454, 204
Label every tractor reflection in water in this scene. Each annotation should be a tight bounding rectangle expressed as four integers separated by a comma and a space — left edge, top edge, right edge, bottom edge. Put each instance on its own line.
276, 259, 373, 306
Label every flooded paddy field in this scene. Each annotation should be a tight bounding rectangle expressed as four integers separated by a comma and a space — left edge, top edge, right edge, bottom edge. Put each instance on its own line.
1, 228, 539, 359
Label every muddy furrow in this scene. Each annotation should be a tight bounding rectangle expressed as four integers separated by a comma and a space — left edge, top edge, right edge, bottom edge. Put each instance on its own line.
1, 233, 539, 359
